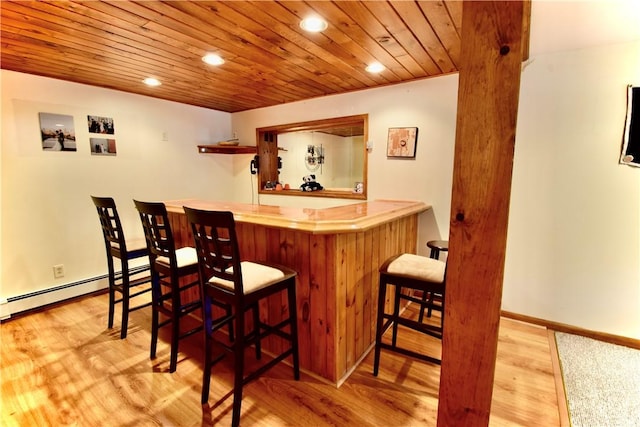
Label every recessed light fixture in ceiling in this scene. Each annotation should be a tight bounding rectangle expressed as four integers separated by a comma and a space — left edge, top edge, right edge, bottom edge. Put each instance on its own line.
202, 53, 225, 66
143, 77, 161, 86
300, 16, 328, 33
365, 62, 385, 73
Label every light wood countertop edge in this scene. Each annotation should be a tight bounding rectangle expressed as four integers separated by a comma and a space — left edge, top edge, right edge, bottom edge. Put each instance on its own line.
165, 199, 430, 234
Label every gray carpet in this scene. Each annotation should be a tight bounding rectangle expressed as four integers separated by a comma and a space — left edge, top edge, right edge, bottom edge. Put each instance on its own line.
555, 332, 640, 427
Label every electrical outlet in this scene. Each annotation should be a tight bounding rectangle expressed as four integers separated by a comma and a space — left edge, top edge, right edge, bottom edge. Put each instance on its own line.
53, 264, 65, 278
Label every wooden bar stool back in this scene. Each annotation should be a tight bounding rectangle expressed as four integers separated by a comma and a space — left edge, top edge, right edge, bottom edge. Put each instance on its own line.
373, 253, 446, 375
184, 206, 300, 427
134, 199, 205, 373
91, 196, 152, 339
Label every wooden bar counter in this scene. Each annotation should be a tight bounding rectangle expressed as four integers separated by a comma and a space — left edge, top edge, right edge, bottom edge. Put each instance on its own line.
164, 199, 430, 385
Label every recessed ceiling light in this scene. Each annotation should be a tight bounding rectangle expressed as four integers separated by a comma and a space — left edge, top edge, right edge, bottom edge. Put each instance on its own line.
365, 62, 385, 73
202, 53, 225, 66
300, 16, 328, 33
143, 77, 161, 86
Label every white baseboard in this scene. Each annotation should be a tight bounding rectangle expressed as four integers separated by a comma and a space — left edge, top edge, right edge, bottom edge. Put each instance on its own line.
2, 277, 108, 319
0, 299, 10, 320
1, 265, 148, 319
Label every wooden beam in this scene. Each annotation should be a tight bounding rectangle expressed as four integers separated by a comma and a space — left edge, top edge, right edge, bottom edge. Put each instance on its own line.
437, 2, 525, 426
521, 0, 532, 61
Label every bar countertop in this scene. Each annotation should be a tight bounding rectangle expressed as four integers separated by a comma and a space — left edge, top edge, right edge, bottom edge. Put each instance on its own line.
164, 199, 430, 234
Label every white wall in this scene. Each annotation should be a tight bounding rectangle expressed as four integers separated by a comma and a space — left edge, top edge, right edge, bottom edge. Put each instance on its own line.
2, 40, 639, 339
0, 71, 237, 314
505, 41, 640, 338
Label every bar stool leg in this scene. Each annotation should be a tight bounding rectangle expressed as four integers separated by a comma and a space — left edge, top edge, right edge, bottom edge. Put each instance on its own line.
231, 312, 245, 427
392, 283, 402, 347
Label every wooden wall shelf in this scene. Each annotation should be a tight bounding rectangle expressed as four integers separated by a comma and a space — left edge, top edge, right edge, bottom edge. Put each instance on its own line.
197, 145, 257, 154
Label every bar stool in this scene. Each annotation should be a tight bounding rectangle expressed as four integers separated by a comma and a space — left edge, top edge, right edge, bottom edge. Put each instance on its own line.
419, 240, 449, 322
427, 240, 449, 259
133, 200, 206, 373
185, 207, 300, 427
373, 253, 446, 375
91, 196, 152, 339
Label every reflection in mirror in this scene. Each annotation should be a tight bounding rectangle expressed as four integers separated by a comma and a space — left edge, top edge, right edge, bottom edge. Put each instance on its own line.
256, 114, 368, 200
278, 130, 364, 191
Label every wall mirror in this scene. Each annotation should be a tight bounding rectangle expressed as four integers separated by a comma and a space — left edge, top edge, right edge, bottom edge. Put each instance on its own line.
256, 114, 368, 200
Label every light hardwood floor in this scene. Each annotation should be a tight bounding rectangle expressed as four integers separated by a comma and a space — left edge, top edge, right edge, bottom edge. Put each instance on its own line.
1, 292, 562, 426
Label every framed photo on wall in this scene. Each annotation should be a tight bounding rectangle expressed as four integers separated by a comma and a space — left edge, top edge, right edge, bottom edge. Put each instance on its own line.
387, 127, 418, 158
87, 115, 115, 134
39, 112, 77, 151
90, 137, 117, 155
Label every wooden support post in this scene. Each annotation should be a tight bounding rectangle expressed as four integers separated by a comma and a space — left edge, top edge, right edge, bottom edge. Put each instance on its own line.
437, 2, 525, 426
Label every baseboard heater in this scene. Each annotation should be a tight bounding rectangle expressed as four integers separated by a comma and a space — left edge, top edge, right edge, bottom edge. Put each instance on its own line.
0, 265, 149, 320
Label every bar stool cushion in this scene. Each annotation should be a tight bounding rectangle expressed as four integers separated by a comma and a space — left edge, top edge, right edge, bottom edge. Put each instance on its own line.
386, 253, 445, 283
208, 261, 286, 294
109, 238, 147, 253
156, 247, 198, 268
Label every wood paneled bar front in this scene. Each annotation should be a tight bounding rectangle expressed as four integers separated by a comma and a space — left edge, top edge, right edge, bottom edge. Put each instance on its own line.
164, 199, 430, 385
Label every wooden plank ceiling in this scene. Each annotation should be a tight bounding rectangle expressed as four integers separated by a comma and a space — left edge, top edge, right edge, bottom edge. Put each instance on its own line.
1, 1, 498, 113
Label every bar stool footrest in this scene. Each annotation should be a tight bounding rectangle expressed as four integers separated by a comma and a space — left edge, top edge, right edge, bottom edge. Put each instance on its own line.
377, 342, 441, 365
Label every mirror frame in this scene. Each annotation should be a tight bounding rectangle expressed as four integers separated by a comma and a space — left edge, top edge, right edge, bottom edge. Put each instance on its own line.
256, 114, 368, 200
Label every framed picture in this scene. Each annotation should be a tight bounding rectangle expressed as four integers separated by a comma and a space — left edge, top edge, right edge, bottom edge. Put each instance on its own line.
87, 115, 115, 134
90, 137, 117, 156
39, 112, 77, 151
387, 127, 418, 158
